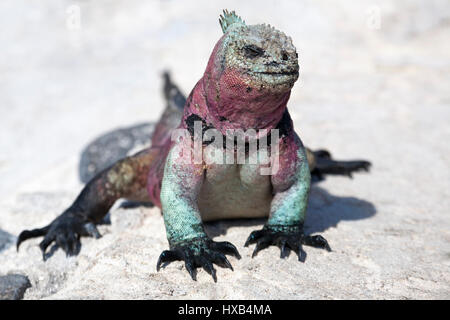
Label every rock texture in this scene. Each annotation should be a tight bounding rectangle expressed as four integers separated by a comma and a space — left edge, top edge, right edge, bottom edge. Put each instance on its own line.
0, 229, 13, 252
0, 274, 32, 300
0, 0, 449, 299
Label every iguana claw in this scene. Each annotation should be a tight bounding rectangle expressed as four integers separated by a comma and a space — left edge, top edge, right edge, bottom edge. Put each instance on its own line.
245, 225, 331, 262
17, 211, 101, 260
156, 237, 241, 282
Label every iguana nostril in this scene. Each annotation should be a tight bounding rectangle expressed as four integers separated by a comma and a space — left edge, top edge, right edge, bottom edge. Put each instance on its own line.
282, 52, 288, 61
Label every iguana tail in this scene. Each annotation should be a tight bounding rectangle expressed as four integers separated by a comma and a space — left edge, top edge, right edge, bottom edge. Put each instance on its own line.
150, 72, 185, 147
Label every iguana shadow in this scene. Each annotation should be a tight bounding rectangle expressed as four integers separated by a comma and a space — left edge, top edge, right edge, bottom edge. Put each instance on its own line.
204, 185, 376, 238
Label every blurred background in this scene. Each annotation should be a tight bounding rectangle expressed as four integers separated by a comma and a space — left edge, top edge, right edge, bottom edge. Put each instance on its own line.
0, 0, 449, 299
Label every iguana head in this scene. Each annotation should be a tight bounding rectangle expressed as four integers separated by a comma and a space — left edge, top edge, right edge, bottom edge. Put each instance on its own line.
217, 10, 299, 91
200, 10, 299, 134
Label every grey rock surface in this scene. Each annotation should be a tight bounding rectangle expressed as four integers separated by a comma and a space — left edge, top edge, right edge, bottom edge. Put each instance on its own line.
0, 0, 449, 299
0, 274, 32, 300
0, 229, 13, 252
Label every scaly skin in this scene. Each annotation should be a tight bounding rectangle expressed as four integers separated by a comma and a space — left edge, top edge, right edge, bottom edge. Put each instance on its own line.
156, 10, 329, 279
17, 10, 370, 282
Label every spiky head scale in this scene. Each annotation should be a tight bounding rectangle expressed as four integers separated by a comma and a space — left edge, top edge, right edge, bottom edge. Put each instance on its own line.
219, 10, 245, 33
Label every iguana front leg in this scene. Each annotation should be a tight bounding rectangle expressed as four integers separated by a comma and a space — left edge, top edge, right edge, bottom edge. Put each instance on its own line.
245, 133, 331, 261
156, 139, 240, 282
17, 148, 155, 259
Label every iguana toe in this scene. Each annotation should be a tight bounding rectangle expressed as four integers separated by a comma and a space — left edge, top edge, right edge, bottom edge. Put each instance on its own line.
245, 225, 331, 262
17, 212, 102, 260
156, 237, 240, 282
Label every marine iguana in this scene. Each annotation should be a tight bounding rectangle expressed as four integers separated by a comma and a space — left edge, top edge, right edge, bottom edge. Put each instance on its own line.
17, 10, 371, 282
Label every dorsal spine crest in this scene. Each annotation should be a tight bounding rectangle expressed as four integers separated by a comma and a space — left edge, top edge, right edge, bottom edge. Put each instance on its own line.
219, 9, 245, 33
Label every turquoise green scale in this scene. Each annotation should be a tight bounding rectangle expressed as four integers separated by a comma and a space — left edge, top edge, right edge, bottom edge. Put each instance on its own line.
266, 145, 311, 229
160, 147, 207, 247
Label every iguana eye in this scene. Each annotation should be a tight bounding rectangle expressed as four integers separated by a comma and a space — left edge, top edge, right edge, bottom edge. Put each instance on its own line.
243, 45, 264, 58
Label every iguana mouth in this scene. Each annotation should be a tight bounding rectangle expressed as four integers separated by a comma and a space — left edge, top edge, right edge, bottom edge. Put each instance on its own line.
258, 70, 298, 76
247, 69, 299, 87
